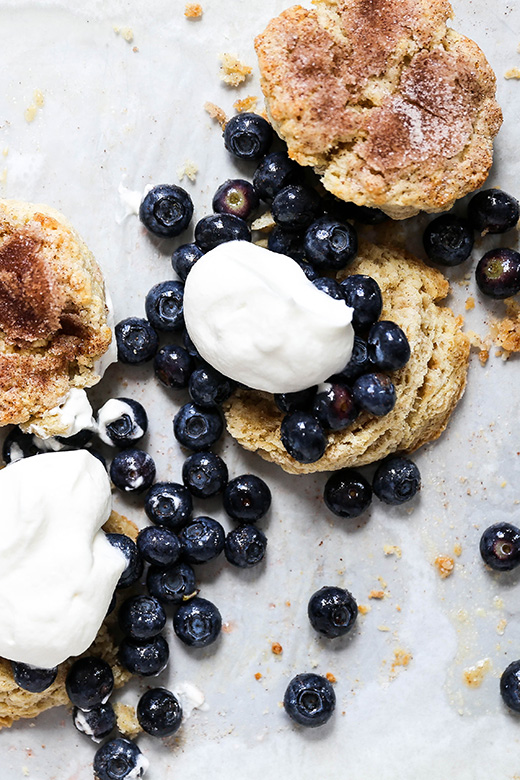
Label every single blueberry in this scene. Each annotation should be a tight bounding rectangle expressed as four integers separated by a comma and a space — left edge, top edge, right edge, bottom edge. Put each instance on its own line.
182, 451, 229, 499
179, 516, 226, 564
144, 482, 193, 531
280, 411, 327, 464
468, 189, 520, 234
271, 185, 322, 231
283, 673, 336, 728
253, 151, 301, 202
110, 449, 156, 493
224, 524, 267, 568
223, 474, 272, 522
115, 317, 158, 364
312, 277, 345, 300
501, 660, 520, 712
372, 457, 421, 505
475, 248, 520, 299
212, 179, 259, 220
2, 428, 44, 464
118, 594, 167, 640
183, 329, 202, 359
65, 657, 114, 711
334, 336, 372, 383
194, 214, 251, 251
173, 596, 222, 648
147, 562, 197, 605
145, 280, 184, 332
325, 197, 388, 225
308, 585, 358, 638
324, 469, 372, 518
55, 429, 94, 448
97, 398, 148, 448
267, 225, 305, 262
423, 214, 474, 266
274, 386, 318, 414
171, 242, 204, 282
11, 662, 58, 693
154, 344, 194, 389
119, 635, 169, 677
136, 526, 182, 567
340, 275, 383, 332
223, 113, 273, 160
304, 217, 358, 271
296, 259, 319, 280
106, 533, 144, 588
188, 365, 235, 408
139, 183, 193, 238
312, 382, 359, 430
480, 522, 520, 571
352, 372, 396, 416
367, 321, 410, 371
93, 738, 147, 780
137, 688, 183, 738
73, 702, 116, 742
173, 402, 224, 451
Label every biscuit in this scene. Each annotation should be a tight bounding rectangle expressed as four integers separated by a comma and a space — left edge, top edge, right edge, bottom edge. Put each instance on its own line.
255, 0, 502, 219
223, 241, 470, 474
0, 510, 136, 729
0, 199, 113, 431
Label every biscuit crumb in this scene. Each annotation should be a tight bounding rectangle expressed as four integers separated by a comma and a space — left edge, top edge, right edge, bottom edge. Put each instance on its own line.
391, 648, 412, 673
114, 703, 140, 739
505, 67, 520, 79
185, 3, 203, 18
465, 296, 475, 311
497, 618, 507, 636
325, 672, 337, 684
368, 590, 385, 600
463, 658, 491, 688
177, 160, 198, 182
219, 53, 252, 87
114, 26, 134, 43
251, 212, 275, 232
383, 544, 402, 558
490, 299, 520, 352
254, 672, 262, 680
204, 101, 227, 129
234, 95, 259, 113
434, 555, 455, 579
478, 349, 489, 366
377, 625, 390, 632
271, 642, 283, 655
358, 604, 370, 615
453, 542, 462, 557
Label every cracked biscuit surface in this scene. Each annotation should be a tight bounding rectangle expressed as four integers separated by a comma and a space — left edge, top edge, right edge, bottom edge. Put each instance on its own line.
223, 241, 470, 474
255, 0, 502, 218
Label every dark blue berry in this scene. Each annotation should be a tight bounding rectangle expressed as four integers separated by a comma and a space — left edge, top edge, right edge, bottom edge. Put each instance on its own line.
11, 662, 57, 692
423, 214, 474, 266
119, 635, 169, 676
372, 456, 421, 505
145, 280, 184, 332
179, 516, 225, 564
118, 595, 167, 640
468, 189, 520, 234
312, 382, 358, 430
283, 673, 335, 728
182, 451, 228, 499
173, 402, 224, 451
223, 112, 273, 160
271, 185, 322, 231
110, 449, 156, 494
340, 275, 383, 332
173, 596, 222, 647
106, 533, 144, 588
73, 702, 116, 742
325, 197, 388, 225
352, 372, 396, 416
296, 259, 319, 280
304, 217, 358, 271
475, 248, 520, 299
147, 562, 197, 605
253, 151, 301, 202
312, 277, 345, 300
223, 474, 272, 522
93, 738, 146, 780
334, 336, 372, 382
479, 522, 520, 571
55, 429, 93, 448
224, 524, 267, 568
183, 328, 202, 359
154, 344, 194, 389
144, 482, 193, 531
267, 226, 305, 262
324, 469, 372, 518
2, 428, 43, 464
139, 184, 193, 238
274, 386, 317, 414
368, 321, 410, 371
115, 317, 158, 364
137, 688, 183, 737
194, 213, 251, 251
136, 526, 182, 567
172, 242, 204, 282
280, 411, 327, 463
97, 398, 148, 448
188, 366, 235, 408
308, 586, 358, 638
212, 179, 259, 220
501, 660, 520, 712
65, 657, 114, 711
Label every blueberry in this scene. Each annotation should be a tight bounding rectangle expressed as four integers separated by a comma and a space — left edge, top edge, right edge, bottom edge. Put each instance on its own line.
119, 635, 169, 676
295, 259, 319, 281
479, 522, 520, 571
312, 382, 359, 430
501, 660, 520, 712
194, 214, 251, 251
97, 398, 148, 448
11, 662, 58, 693
312, 277, 345, 300
145, 280, 184, 332
308, 586, 358, 638
280, 411, 327, 463
468, 189, 520, 234
118, 594, 167, 640
267, 226, 305, 262
73, 702, 116, 742
274, 386, 317, 414
183, 329, 202, 359
271, 185, 322, 231
352, 372, 396, 416
93, 738, 147, 780
65, 657, 114, 711
212, 179, 259, 220
137, 688, 183, 738
2, 428, 43, 464
147, 562, 197, 605
340, 275, 383, 332
55, 429, 93, 448
304, 217, 358, 271
182, 451, 228, 499
115, 317, 158, 364
136, 526, 182, 567
171, 242, 204, 282
323, 469, 372, 518
139, 184, 193, 238
154, 344, 194, 389
173, 402, 224, 451
368, 321, 410, 371
223, 112, 273, 160
224, 524, 267, 568
223, 474, 272, 522
106, 533, 144, 588
179, 516, 225, 564
144, 482, 193, 531
283, 673, 335, 728
188, 366, 235, 408
253, 151, 301, 202
334, 336, 372, 383
173, 596, 222, 647
475, 248, 520, 299
325, 197, 388, 225
110, 449, 156, 494
423, 214, 474, 266
372, 456, 421, 505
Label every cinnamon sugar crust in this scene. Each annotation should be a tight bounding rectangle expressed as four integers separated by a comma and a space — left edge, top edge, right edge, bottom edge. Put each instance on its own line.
255, 0, 502, 219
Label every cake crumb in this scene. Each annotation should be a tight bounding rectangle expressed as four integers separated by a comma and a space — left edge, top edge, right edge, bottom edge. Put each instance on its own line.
325, 672, 337, 684
490, 299, 520, 352
358, 604, 370, 615
271, 642, 283, 655
453, 542, 462, 557
478, 349, 489, 366
463, 658, 491, 688
369, 589, 385, 600
254, 672, 262, 681
251, 212, 275, 232
465, 296, 475, 311
497, 618, 507, 636
377, 625, 390, 632
434, 555, 455, 579
114, 26, 134, 43
177, 160, 198, 182
233, 95, 259, 113
219, 53, 252, 87
24, 90, 44, 124
383, 544, 402, 558
185, 3, 203, 18
391, 648, 412, 673
505, 67, 520, 79
204, 101, 227, 129
114, 703, 140, 739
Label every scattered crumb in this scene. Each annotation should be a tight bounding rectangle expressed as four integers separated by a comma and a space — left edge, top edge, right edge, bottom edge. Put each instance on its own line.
177, 159, 198, 182
479, 349, 489, 366
505, 67, 520, 79
490, 300, 520, 353
395, 605, 402, 612
233, 95, 259, 113
114, 703, 140, 739
466, 330, 486, 350
377, 625, 391, 632
185, 3, 203, 18
391, 648, 412, 674
465, 296, 475, 311
132, 46, 139, 53
368, 590, 385, 600
2, 147, 8, 157
463, 658, 491, 688
434, 555, 455, 579
254, 238, 269, 249
285, 601, 291, 607
204, 101, 227, 129
219, 53, 252, 87
271, 642, 283, 655
358, 604, 370, 615
377, 576, 387, 589
251, 212, 275, 232
497, 618, 508, 636
114, 26, 134, 43
325, 672, 337, 684
501, 480, 507, 488
24, 90, 44, 124
383, 544, 402, 558
254, 672, 262, 681
22, 769, 29, 778
453, 542, 462, 557
33, 89, 44, 108
24, 106, 37, 123
494, 596, 505, 610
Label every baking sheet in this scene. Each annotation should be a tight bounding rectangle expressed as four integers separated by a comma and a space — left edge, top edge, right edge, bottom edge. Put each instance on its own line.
0, 0, 520, 778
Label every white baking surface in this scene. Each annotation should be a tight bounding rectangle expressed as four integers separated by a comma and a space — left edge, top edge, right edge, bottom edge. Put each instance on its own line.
0, 1, 519, 778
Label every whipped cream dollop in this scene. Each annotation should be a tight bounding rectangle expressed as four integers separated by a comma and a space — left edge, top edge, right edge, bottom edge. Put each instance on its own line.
21, 388, 97, 441
183, 241, 354, 393
0, 450, 126, 667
